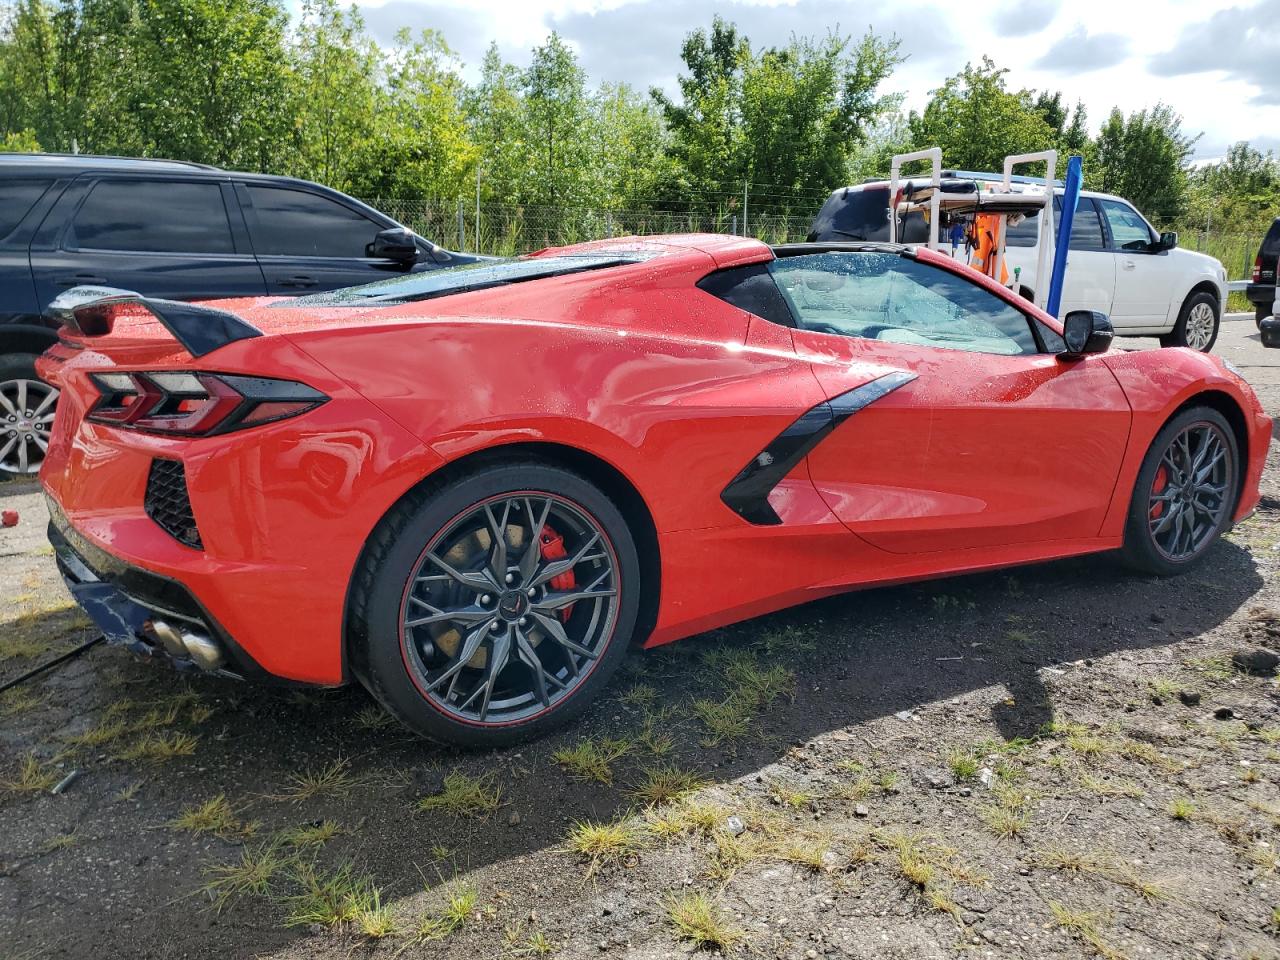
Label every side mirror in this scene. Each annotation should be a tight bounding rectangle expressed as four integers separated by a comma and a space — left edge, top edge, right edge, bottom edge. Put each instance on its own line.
1260, 313, 1280, 348
1060, 310, 1114, 359
1157, 230, 1178, 251
367, 227, 419, 264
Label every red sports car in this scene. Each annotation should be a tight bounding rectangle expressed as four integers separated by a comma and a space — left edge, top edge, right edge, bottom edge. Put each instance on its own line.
37, 235, 1270, 746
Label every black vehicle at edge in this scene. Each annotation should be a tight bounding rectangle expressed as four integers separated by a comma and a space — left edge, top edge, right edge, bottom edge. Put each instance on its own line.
0, 153, 477, 475
1247, 217, 1280, 325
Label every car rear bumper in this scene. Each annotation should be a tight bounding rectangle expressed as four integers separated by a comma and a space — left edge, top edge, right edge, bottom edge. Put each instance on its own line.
1246, 282, 1274, 306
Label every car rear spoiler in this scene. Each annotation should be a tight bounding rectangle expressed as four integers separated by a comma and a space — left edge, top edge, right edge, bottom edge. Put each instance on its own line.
45, 286, 263, 358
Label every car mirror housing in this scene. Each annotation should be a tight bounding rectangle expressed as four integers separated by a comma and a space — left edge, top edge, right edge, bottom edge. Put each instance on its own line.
1060, 310, 1114, 359
367, 227, 419, 264
1158, 231, 1178, 251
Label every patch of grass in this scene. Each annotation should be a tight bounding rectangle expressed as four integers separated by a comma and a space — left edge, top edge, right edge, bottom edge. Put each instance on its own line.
618, 683, 658, 710
877, 770, 899, 794
692, 696, 754, 746
565, 816, 647, 877
647, 798, 732, 840
947, 748, 979, 781
417, 771, 502, 817
1118, 738, 1179, 772
1147, 677, 1180, 704
64, 717, 130, 749
1034, 846, 1168, 901
980, 782, 1035, 839
1167, 797, 1196, 821
410, 884, 477, 943
41, 832, 76, 853
773, 833, 831, 872
1186, 654, 1233, 683
666, 891, 743, 951
350, 885, 398, 939
189, 702, 215, 725
872, 830, 988, 887
202, 843, 289, 910
352, 704, 394, 730
284, 861, 365, 928
767, 780, 813, 809
552, 737, 630, 785
756, 624, 818, 658
639, 725, 675, 757
116, 731, 197, 763
274, 757, 357, 801
3, 754, 59, 793
115, 781, 143, 802
631, 765, 704, 807
169, 795, 254, 838
1048, 902, 1127, 960
0, 686, 39, 717
1079, 773, 1144, 799
278, 820, 342, 849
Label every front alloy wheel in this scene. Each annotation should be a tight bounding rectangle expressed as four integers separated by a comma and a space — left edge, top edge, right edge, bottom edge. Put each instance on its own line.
0, 377, 58, 475
1183, 301, 1216, 352
352, 461, 640, 747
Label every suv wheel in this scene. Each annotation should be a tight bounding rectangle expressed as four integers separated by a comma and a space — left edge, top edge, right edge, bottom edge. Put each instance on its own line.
0, 353, 58, 475
1160, 291, 1219, 352
1256, 304, 1273, 329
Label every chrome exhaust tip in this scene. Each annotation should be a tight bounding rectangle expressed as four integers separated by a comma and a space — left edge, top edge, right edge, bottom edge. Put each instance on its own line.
145, 619, 225, 672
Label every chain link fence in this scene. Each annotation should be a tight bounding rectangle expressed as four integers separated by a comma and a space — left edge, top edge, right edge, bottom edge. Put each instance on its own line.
367, 199, 814, 256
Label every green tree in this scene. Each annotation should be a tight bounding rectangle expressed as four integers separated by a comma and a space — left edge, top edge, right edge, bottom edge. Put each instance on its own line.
907, 57, 1055, 172
1093, 103, 1197, 222
521, 32, 597, 207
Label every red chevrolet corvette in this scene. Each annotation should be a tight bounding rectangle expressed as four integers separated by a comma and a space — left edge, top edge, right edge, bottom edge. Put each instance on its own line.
37, 235, 1270, 746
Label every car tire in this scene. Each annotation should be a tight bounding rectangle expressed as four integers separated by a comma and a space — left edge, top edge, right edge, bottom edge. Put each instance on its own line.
0, 352, 59, 476
1256, 303, 1272, 329
1159, 291, 1219, 352
348, 459, 641, 748
1120, 406, 1239, 577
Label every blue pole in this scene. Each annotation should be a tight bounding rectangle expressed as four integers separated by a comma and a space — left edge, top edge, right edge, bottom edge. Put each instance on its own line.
1046, 154, 1083, 318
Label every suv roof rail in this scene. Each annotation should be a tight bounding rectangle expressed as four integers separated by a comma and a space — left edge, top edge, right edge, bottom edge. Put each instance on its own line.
0, 152, 222, 171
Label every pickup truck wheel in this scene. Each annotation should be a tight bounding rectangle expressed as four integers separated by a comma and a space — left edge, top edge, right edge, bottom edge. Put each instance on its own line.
1160, 291, 1219, 352
1256, 304, 1272, 329
0, 353, 58, 475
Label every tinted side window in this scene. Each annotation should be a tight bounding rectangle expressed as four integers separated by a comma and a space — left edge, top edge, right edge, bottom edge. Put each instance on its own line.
770, 252, 1038, 356
1260, 219, 1280, 258
245, 186, 379, 258
988, 197, 1104, 251
68, 180, 234, 253
696, 262, 795, 327
1098, 198, 1155, 250
0, 179, 52, 241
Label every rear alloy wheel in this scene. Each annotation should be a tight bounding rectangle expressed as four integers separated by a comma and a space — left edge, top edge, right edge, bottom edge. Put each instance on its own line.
351, 462, 639, 747
1160, 292, 1219, 352
0, 354, 58, 475
1121, 407, 1238, 576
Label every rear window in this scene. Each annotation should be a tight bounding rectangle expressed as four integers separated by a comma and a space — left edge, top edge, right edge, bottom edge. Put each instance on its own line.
282, 253, 650, 306
809, 186, 937, 245
1260, 218, 1280, 258
0, 179, 52, 241
67, 180, 234, 254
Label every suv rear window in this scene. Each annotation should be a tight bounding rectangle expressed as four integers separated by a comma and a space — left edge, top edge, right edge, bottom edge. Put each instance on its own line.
809, 186, 931, 244
67, 180, 234, 254
0, 179, 52, 241
1259, 218, 1280, 259
283, 253, 648, 306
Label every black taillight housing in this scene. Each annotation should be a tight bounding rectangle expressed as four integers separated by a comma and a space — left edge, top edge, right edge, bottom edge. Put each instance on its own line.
87, 372, 327, 436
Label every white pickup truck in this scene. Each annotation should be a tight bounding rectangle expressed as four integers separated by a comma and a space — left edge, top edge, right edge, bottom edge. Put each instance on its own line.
808, 182, 1229, 352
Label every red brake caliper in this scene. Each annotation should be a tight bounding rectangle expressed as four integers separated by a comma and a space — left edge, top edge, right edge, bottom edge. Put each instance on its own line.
1150, 465, 1169, 520
538, 525, 576, 622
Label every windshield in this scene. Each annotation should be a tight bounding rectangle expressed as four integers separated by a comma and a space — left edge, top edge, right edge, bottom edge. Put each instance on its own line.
278, 253, 648, 307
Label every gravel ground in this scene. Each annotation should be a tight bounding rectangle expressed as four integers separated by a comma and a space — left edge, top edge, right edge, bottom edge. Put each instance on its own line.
3, 316, 1280, 960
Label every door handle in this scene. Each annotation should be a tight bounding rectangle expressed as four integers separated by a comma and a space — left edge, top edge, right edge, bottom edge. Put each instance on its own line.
277, 275, 317, 288
1121, 260, 1136, 271
54, 274, 108, 287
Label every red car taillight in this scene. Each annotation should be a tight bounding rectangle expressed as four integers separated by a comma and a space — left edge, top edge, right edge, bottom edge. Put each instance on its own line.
1254, 255, 1262, 282
87, 372, 327, 436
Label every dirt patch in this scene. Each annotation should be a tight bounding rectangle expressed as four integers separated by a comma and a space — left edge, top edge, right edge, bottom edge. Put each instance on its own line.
3, 322, 1280, 960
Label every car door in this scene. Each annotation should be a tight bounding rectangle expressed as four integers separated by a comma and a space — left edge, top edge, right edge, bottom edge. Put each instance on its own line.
236, 183, 424, 294
998, 197, 1114, 317
1099, 197, 1180, 327
29, 176, 267, 307
770, 250, 1132, 554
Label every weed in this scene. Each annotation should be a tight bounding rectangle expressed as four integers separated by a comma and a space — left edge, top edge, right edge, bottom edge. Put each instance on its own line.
170, 795, 251, 838
552, 737, 630, 784
646, 798, 731, 839
767, 780, 813, 809
1167, 797, 1196, 821
353, 703, 395, 730
64, 717, 129, 749
189, 703, 215, 725
1048, 902, 1126, 960
274, 757, 357, 801
41, 832, 76, 853
565, 816, 646, 876
1186, 654, 1233, 683
203, 843, 288, 910
410, 884, 477, 943
692, 696, 754, 746
285, 861, 365, 928
1079, 773, 1143, 799
667, 891, 743, 951
0, 687, 38, 717
631, 765, 704, 807
350, 885, 398, 939
947, 748, 979, 781
618, 683, 658, 709
757, 624, 818, 657
417, 771, 502, 817
3, 754, 58, 793
877, 770, 899, 794
1034, 846, 1167, 901
639, 725, 675, 757
116, 731, 197, 763
1148, 678, 1180, 703
278, 820, 342, 848
115, 781, 143, 802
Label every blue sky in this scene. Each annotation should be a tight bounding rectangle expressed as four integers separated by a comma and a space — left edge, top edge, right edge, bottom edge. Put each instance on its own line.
349, 0, 1280, 161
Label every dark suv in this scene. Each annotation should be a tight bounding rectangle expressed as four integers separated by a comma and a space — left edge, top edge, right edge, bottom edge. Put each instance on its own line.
1247, 217, 1280, 324
1, 153, 474, 474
